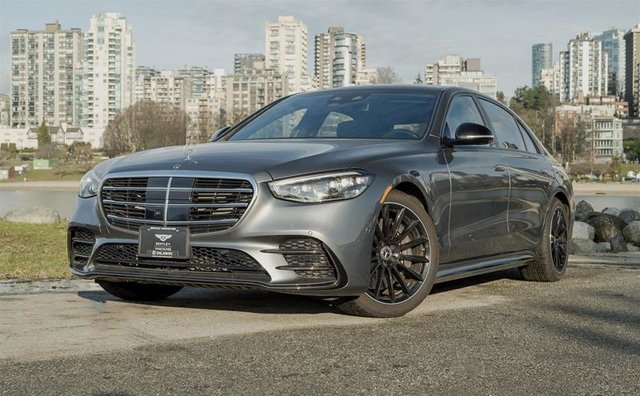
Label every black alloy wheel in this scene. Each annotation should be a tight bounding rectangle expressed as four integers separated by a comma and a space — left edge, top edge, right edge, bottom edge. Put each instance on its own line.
521, 198, 569, 282
335, 190, 438, 317
549, 206, 569, 272
368, 202, 431, 304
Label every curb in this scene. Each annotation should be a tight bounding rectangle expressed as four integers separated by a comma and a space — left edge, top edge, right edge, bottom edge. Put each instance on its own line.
569, 253, 640, 266
0, 278, 101, 295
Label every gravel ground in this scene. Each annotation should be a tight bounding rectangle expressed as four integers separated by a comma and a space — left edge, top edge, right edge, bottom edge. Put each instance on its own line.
1, 263, 639, 395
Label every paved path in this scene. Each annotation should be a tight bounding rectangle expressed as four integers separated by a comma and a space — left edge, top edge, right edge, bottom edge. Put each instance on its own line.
1, 264, 639, 395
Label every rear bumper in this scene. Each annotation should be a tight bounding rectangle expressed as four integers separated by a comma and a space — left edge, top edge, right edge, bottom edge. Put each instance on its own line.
68, 174, 388, 297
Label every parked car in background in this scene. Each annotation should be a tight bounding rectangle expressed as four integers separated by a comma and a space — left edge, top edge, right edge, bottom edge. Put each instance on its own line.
69, 86, 574, 317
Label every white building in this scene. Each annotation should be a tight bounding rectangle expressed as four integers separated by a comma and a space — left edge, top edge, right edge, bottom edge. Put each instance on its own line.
540, 62, 561, 94
355, 68, 379, 86
425, 55, 497, 98
234, 54, 265, 74
555, 103, 623, 162
186, 69, 227, 136
81, 13, 135, 129
0, 94, 9, 126
0, 125, 105, 149
265, 16, 312, 93
588, 116, 623, 162
224, 63, 288, 121
178, 66, 211, 99
134, 67, 192, 109
559, 33, 608, 103
314, 26, 366, 88
9, 22, 83, 128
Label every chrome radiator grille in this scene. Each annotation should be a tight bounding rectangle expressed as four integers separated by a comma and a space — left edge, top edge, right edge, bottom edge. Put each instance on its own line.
101, 176, 253, 234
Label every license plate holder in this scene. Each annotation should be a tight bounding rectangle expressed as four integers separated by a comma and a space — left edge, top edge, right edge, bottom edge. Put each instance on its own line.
138, 226, 190, 259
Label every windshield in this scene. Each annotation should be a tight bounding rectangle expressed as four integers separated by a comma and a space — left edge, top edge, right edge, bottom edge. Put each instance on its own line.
227, 91, 438, 140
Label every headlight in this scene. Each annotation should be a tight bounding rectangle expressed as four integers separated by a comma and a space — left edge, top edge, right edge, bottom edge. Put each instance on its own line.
78, 170, 100, 198
269, 171, 373, 203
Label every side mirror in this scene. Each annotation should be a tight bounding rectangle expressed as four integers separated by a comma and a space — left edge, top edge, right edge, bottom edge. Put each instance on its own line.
448, 122, 494, 146
210, 126, 231, 142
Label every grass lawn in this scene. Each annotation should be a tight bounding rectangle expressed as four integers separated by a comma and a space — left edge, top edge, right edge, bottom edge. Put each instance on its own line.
0, 220, 70, 280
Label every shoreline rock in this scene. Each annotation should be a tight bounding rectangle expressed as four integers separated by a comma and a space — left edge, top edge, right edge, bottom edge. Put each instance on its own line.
3, 206, 61, 224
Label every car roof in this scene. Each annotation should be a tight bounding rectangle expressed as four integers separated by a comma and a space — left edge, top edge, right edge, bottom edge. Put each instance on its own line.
293, 84, 482, 97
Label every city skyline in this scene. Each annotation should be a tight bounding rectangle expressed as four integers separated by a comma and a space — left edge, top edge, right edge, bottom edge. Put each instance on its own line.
1, 0, 639, 96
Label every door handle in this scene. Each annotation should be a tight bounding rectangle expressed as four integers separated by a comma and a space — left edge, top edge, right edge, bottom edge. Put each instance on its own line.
494, 165, 507, 172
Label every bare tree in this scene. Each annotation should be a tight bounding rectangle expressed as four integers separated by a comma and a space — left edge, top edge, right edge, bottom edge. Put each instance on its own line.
103, 101, 189, 157
195, 109, 222, 143
225, 108, 250, 126
375, 67, 401, 84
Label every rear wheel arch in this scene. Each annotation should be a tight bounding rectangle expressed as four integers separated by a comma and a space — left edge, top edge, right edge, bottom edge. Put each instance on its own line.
553, 190, 570, 214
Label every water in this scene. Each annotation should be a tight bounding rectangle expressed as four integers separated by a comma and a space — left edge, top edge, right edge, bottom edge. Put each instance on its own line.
0, 190, 78, 219
0, 190, 639, 220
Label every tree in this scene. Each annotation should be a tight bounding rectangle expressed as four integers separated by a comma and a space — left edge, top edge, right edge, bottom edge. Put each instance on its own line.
67, 141, 93, 164
496, 91, 506, 105
556, 118, 587, 164
375, 67, 401, 84
102, 101, 189, 157
36, 120, 51, 147
225, 108, 250, 126
509, 85, 557, 154
195, 108, 222, 143
623, 140, 640, 162
412, 73, 423, 84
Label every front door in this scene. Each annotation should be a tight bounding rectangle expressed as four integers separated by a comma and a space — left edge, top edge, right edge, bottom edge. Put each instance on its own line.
441, 95, 510, 264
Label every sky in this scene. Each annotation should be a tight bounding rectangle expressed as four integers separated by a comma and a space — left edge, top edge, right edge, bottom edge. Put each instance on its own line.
0, 0, 639, 96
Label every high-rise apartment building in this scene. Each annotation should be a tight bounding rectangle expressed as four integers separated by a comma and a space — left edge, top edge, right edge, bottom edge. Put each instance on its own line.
178, 66, 211, 99
540, 61, 561, 94
234, 53, 266, 74
624, 24, 640, 117
81, 13, 135, 129
425, 55, 497, 98
532, 43, 553, 86
265, 16, 312, 93
225, 63, 288, 121
0, 94, 10, 126
559, 33, 608, 103
134, 67, 192, 109
594, 28, 626, 97
314, 27, 366, 88
10, 22, 83, 127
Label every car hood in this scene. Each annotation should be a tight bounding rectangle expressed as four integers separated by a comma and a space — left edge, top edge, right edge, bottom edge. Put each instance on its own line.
103, 139, 421, 180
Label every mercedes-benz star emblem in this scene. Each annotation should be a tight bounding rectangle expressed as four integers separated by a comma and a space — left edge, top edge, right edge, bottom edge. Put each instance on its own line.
183, 142, 196, 161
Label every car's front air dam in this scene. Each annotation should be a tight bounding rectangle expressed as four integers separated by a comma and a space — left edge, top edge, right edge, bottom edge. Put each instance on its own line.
68, 176, 390, 297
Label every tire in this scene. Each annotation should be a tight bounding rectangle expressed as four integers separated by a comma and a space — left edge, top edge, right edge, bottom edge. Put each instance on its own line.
97, 280, 183, 301
520, 198, 569, 282
336, 190, 439, 317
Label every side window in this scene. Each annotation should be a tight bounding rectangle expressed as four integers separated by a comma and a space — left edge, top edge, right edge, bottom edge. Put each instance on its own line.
443, 96, 484, 139
478, 99, 526, 151
517, 121, 540, 154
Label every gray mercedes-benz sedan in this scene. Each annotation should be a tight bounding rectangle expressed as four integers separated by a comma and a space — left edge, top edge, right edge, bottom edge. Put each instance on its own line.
69, 85, 574, 317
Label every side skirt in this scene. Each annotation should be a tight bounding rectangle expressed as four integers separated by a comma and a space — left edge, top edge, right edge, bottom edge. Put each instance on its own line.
434, 253, 534, 284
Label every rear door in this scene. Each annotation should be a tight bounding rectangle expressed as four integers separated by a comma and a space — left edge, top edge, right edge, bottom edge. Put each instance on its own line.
441, 95, 510, 265
477, 98, 554, 254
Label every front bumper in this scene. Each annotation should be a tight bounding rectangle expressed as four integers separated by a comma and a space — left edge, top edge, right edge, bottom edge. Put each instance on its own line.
68, 171, 387, 297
